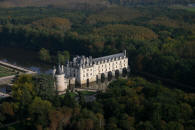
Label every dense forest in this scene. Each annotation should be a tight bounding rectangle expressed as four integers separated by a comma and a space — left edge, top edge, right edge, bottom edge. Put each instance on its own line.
0, 2, 195, 130
0, 6, 194, 86
0, 0, 194, 8
1, 75, 195, 130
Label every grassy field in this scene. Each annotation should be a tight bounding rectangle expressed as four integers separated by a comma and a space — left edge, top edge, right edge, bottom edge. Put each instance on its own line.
79, 91, 96, 96
0, 66, 16, 77
60, 92, 77, 98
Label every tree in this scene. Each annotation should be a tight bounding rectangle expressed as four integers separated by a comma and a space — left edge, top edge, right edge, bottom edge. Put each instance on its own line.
0, 113, 5, 127
28, 97, 52, 128
31, 17, 71, 32
179, 103, 193, 120
32, 74, 56, 101
57, 50, 70, 64
96, 113, 104, 129
167, 121, 184, 130
12, 74, 34, 105
107, 117, 118, 129
48, 109, 64, 130
63, 92, 78, 107
137, 121, 154, 130
39, 48, 51, 62
63, 50, 70, 61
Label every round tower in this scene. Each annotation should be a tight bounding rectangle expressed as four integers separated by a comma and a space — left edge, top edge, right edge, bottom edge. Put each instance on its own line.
53, 66, 56, 78
55, 65, 67, 94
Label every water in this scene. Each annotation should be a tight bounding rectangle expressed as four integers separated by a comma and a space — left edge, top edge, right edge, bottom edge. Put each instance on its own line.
0, 84, 11, 93
0, 47, 52, 73
0, 85, 6, 93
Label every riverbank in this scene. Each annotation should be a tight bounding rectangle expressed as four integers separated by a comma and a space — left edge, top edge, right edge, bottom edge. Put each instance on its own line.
0, 60, 36, 74
0, 47, 52, 73
0, 60, 36, 87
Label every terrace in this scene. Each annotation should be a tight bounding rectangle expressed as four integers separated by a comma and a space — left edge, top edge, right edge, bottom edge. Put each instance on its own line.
0, 66, 17, 78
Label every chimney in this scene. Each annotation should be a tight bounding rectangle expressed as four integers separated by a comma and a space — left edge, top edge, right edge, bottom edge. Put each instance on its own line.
61, 65, 64, 72
123, 50, 126, 57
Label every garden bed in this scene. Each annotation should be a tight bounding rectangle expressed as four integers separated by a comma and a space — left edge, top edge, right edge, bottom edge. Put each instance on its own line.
0, 66, 16, 77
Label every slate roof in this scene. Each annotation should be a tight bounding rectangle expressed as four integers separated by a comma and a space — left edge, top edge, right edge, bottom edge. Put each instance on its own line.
56, 65, 64, 75
93, 52, 125, 62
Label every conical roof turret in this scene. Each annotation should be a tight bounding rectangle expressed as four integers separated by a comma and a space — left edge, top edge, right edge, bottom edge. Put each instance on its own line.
56, 64, 64, 75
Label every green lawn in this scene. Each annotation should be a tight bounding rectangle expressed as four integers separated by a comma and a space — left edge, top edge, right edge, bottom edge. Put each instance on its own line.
185, 7, 195, 12
79, 91, 96, 96
60, 92, 77, 98
0, 66, 16, 77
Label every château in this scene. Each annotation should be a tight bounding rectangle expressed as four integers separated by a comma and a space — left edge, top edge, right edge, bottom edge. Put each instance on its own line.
53, 50, 129, 93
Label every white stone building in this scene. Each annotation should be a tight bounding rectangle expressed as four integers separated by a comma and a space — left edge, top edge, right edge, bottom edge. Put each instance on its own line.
53, 50, 129, 93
